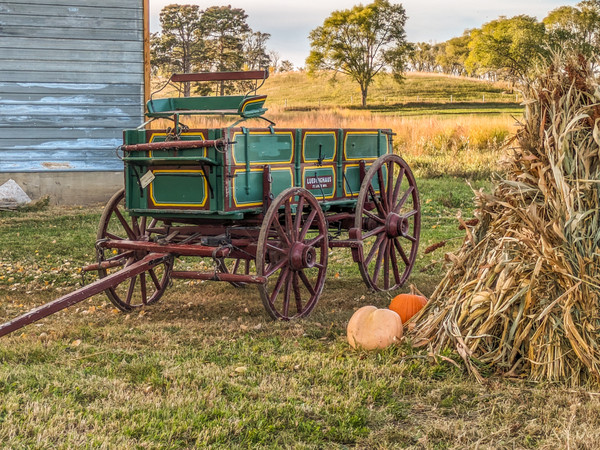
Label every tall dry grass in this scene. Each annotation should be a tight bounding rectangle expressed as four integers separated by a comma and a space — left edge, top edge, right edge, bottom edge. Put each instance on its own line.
152, 106, 516, 179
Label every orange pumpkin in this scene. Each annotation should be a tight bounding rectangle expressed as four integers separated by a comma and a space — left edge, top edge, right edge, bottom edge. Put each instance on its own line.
389, 294, 427, 323
347, 306, 403, 350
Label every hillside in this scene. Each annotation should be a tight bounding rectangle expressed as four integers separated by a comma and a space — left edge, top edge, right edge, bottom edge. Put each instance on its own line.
151, 71, 522, 116
259, 71, 521, 115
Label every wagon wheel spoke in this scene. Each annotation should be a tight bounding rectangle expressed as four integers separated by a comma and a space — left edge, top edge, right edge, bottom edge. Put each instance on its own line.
293, 273, 303, 314
306, 234, 325, 247
371, 239, 388, 287
148, 268, 162, 290
365, 233, 386, 266
140, 273, 148, 305
355, 155, 420, 292
283, 269, 293, 317
103, 250, 134, 264
298, 270, 316, 296
393, 186, 415, 214
389, 241, 402, 285
113, 208, 137, 240
96, 189, 172, 311
391, 167, 405, 206
364, 210, 386, 224
269, 267, 289, 306
264, 257, 288, 278
294, 196, 305, 240
125, 276, 137, 306
377, 167, 390, 213
299, 209, 318, 241
393, 237, 410, 265
361, 225, 385, 240
273, 217, 291, 247
257, 187, 328, 320
284, 199, 293, 241
368, 185, 387, 218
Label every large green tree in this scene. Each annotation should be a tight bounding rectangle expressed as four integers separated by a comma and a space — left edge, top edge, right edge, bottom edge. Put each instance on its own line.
544, 1, 600, 60
151, 4, 203, 96
306, 0, 410, 106
466, 15, 547, 82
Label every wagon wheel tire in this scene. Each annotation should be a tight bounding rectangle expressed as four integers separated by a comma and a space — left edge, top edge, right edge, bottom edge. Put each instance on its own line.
256, 187, 329, 320
96, 189, 173, 311
354, 154, 420, 292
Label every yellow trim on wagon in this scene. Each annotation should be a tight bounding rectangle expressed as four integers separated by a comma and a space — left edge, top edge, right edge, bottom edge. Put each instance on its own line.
343, 131, 386, 161
148, 132, 207, 158
148, 169, 208, 208
302, 131, 336, 163
301, 166, 336, 200
231, 130, 295, 165
231, 167, 294, 207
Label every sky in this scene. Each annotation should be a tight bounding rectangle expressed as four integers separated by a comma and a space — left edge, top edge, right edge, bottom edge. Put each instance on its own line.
149, 0, 580, 68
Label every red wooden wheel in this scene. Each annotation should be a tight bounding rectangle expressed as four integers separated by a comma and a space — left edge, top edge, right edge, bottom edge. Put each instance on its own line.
256, 187, 328, 320
96, 189, 173, 311
354, 154, 420, 291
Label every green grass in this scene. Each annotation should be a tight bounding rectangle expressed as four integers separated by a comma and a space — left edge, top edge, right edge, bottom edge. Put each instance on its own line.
3, 176, 600, 447
258, 71, 522, 115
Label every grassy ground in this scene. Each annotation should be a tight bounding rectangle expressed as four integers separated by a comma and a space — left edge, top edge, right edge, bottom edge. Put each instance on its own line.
3, 177, 600, 448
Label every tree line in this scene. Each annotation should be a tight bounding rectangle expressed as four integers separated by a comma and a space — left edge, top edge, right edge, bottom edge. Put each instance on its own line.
151, 4, 293, 96
152, 1, 600, 105
408, 1, 600, 82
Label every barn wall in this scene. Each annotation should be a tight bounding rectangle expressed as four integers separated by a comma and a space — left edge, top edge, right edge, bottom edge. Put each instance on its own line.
0, 0, 146, 203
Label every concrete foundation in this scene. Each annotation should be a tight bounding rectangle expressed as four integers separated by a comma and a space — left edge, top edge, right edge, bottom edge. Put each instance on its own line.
0, 172, 124, 205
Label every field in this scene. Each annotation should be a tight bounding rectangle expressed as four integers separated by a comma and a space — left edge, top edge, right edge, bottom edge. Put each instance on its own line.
3, 73, 600, 447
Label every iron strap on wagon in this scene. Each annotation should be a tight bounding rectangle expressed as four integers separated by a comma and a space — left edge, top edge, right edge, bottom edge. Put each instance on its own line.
0, 70, 421, 337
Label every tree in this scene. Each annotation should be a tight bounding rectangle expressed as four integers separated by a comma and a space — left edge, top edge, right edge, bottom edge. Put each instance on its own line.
279, 60, 294, 72
306, 0, 410, 106
201, 5, 251, 95
466, 15, 547, 82
435, 32, 472, 76
242, 31, 271, 70
544, 1, 600, 62
409, 42, 437, 73
151, 4, 203, 96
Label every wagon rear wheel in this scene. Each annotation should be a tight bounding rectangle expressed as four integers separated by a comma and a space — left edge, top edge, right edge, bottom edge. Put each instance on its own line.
256, 187, 328, 320
96, 189, 173, 311
354, 154, 420, 291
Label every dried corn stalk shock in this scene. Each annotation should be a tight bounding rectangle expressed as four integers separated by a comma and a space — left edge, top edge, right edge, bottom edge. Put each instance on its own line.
411, 53, 600, 385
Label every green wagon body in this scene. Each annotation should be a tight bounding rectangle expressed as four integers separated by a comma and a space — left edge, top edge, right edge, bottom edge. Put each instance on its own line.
122, 126, 390, 219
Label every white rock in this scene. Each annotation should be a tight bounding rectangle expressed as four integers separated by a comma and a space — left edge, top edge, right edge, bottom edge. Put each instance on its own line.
0, 179, 31, 205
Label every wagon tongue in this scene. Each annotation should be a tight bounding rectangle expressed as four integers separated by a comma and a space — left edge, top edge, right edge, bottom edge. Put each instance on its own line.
0, 253, 169, 338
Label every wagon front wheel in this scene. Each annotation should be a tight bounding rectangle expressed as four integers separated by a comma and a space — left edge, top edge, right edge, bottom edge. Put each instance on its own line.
256, 187, 329, 320
96, 189, 173, 311
354, 154, 420, 291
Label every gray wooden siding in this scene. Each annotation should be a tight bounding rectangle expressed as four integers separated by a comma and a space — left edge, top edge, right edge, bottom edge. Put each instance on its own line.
0, 1, 145, 172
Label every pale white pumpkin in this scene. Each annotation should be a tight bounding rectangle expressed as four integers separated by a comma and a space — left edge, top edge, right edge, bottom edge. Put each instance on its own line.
347, 306, 404, 350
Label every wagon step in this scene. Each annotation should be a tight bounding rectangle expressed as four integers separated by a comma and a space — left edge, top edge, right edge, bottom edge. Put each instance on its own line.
0, 253, 169, 338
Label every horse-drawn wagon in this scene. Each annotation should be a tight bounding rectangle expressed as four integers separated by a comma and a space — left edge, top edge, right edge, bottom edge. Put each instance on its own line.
0, 70, 420, 336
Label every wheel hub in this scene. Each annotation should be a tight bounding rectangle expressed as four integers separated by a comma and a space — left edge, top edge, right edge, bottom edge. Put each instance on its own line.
289, 242, 317, 270
385, 213, 409, 238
